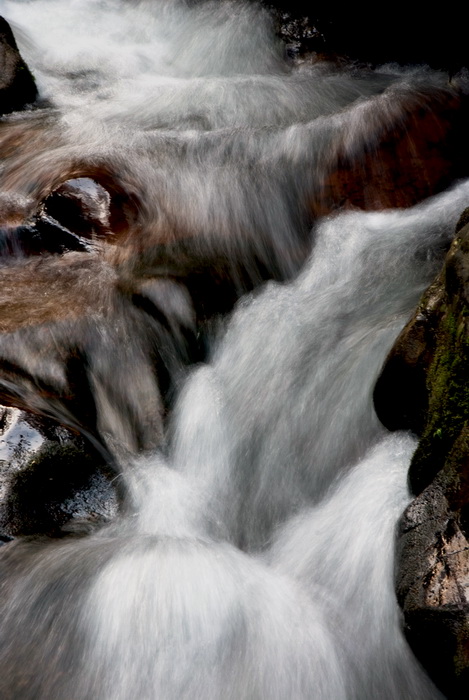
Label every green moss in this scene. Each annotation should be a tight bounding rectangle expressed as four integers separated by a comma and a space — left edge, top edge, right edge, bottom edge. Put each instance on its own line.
410, 298, 469, 493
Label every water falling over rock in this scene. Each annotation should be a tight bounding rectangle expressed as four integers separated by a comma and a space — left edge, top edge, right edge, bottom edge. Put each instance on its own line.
0, 1, 466, 697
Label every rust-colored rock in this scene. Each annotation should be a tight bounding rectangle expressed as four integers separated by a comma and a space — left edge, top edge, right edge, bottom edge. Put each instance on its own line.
310, 91, 469, 216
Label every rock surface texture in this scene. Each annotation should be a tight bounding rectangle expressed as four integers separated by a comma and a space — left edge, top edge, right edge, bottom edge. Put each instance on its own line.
374, 213, 469, 698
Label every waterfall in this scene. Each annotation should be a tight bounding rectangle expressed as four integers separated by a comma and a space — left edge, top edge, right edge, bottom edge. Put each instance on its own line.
0, 0, 465, 697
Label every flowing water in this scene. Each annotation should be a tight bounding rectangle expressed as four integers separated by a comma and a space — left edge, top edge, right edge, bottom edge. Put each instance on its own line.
0, 0, 467, 697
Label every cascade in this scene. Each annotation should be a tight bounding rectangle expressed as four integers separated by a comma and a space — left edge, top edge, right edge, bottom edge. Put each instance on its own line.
0, 1, 466, 697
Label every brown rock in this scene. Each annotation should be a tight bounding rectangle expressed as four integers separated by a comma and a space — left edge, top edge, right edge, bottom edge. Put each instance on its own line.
310, 91, 469, 216
0, 254, 197, 456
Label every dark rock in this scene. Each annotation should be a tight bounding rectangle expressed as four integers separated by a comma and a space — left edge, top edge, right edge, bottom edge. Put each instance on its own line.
456, 207, 469, 234
264, 5, 469, 72
376, 219, 469, 696
376, 222, 469, 495
41, 178, 112, 240
0, 254, 203, 539
0, 406, 117, 537
0, 218, 95, 257
397, 473, 469, 699
0, 179, 114, 258
373, 277, 442, 437
0, 17, 37, 115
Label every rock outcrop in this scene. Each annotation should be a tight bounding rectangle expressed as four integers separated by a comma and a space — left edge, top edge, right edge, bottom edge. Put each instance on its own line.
0, 17, 37, 115
374, 214, 469, 698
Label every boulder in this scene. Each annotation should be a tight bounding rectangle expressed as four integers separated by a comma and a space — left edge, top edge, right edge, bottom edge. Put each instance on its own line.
374, 214, 469, 697
310, 91, 469, 216
396, 472, 469, 699
0, 17, 37, 115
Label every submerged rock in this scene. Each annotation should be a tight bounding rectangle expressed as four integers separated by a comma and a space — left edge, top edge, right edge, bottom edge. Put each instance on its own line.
374, 214, 469, 697
0, 17, 37, 115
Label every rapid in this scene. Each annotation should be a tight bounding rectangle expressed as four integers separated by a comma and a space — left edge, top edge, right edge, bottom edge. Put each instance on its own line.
0, 1, 465, 697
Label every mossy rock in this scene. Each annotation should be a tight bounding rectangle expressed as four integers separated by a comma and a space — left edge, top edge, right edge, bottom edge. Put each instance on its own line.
375, 218, 469, 697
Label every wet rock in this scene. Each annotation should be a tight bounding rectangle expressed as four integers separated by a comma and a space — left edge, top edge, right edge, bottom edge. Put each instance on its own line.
42, 178, 112, 240
396, 473, 469, 699
0, 17, 37, 115
310, 91, 469, 215
0, 254, 198, 456
375, 216, 469, 495
373, 277, 443, 441
0, 258, 204, 540
0, 406, 117, 538
0, 179, 114, 258
0, 218, 95, 257
375, 217, 469, 696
